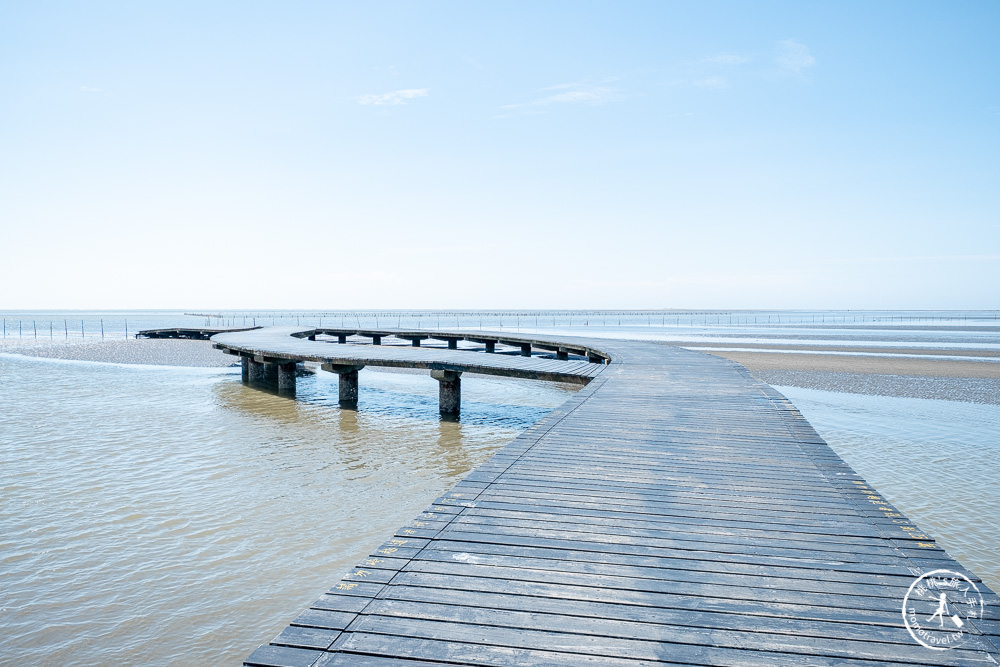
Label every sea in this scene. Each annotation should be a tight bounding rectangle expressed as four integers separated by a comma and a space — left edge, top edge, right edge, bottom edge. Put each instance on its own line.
1, 309, 998, 665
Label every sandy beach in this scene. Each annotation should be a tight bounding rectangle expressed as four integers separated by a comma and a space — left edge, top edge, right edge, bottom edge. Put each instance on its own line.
695, 346, 1000, 405
701, 348, 1000, 377
0, 339, 236, 367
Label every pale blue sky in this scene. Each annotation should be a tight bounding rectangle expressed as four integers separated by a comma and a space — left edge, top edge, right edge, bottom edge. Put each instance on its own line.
1, 1, 997, 309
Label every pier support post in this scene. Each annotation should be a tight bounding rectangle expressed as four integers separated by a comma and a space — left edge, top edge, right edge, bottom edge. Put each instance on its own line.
263, 361, 279, 386
241, 356, 250, 383
372, 335, 382, 345
520, 343, 532, 357
431, 370, 462, 419
277, 362, 297, 395
338, 334, 347, 344
485, 341, 495, 353
248, 358, 266, 384
588, 353, 604, 364
448, 339, 458, 349
322, 363, 365, 408
308, 334, 316, 341
556, 347, 569, 361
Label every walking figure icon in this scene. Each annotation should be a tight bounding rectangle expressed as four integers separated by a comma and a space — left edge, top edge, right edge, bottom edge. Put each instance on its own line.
927, 593, 958, 627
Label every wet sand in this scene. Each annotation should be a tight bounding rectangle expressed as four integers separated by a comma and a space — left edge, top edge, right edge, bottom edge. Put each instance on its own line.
0, 339, 235, 367
698, 347, 1000, 405
702, 349, 1000, 378
684, 341, 1000, 358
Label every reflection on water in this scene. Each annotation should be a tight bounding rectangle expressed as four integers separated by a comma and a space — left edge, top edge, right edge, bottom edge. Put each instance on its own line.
774, 386, 1000, 593
0, 355, 575, 666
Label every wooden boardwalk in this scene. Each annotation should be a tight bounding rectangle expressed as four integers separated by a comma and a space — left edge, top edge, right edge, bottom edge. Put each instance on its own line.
212, 327, 606, 385
208, 328, 1000, 666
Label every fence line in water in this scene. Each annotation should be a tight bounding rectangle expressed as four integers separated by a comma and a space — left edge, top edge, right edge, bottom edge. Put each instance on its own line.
1, 318, 130, 341
2, 311, 998, 342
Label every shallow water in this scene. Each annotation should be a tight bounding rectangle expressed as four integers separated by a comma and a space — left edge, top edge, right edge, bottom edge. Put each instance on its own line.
0, 354, 575, 665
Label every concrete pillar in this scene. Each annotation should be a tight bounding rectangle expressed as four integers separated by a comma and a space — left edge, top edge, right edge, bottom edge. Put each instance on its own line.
520, 343, 532, 357
263, 362, 279, 386
372, 335, 382, 345
448, 339, 458, 349
338, 334, 347, 344
307, 334, 316, 341
556, 347, 569, 361
322, 363, 365, 408
241, 356, 250, 383
339, 369, 358, 406
431, 370, 462, 419
411, 338, 421, 347
248, 358, 266, 384
277, 362, 297, 395
485, 341, 495, 353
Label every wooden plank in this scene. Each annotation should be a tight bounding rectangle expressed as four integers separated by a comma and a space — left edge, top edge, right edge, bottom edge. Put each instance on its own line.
245, 645, 325, 667
332, 618, 939, 666
356, 598, 992, 665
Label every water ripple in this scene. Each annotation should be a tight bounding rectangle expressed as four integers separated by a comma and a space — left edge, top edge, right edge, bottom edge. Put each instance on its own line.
1, 355, 574, 665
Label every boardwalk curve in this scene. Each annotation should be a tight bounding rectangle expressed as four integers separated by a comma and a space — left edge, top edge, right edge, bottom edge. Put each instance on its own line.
204, 327, 1000, 666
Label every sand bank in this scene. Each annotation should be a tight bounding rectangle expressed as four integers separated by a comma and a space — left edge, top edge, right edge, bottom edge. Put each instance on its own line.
684, 342, 1000, 358
0, 339, 235, 367
702, 349, 1000, 378
696, 347, 1000, 405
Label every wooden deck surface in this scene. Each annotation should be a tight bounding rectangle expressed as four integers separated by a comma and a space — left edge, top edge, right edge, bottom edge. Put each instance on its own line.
219, 328, 1000, 666
212, 327, 606, 384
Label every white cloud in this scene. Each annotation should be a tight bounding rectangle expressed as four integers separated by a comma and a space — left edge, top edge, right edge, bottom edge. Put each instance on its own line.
776, 40, 815, 74
501, 81, 615, 113
358, 88, 429, 106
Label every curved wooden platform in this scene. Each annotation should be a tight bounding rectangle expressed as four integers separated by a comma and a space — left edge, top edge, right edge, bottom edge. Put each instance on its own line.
212, 327, 607, 385
201, 327, 1000, 666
